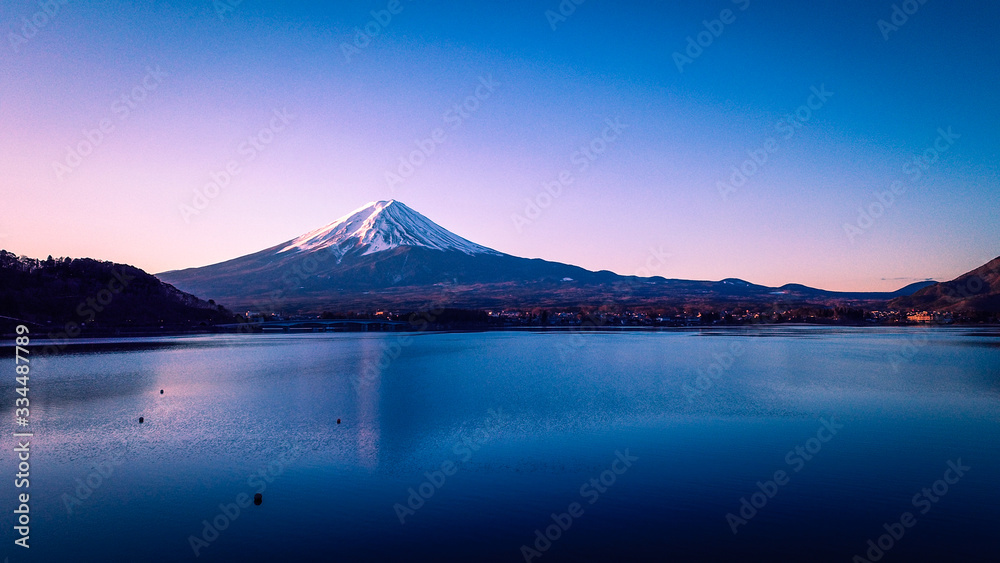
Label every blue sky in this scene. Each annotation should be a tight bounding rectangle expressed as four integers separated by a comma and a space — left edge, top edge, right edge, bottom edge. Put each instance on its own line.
2, 0, 997, 290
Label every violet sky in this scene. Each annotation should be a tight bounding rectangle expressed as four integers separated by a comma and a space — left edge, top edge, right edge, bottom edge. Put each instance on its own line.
2, 0, 998, 291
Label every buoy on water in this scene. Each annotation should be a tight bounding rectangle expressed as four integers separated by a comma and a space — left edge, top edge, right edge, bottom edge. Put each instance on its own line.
337, 419, 341, 424
139, 417, 144, 424
160, 389, 164, 394
254, 493, 262, 506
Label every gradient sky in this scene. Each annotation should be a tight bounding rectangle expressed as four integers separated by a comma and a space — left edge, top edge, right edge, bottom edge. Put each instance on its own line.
2, 0, 997, 291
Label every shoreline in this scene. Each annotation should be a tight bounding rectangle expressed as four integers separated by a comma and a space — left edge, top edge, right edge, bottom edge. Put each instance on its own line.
5, 322, 998, 348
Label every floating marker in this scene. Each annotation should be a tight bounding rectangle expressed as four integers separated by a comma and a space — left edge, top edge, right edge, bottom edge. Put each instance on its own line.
139, 417, 144, 424
254, 493, 262, 506
337, 419, 341, 424
160, 389, 164, 394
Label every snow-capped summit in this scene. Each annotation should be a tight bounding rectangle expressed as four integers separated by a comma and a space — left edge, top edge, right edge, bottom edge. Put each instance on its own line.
278, 200, 502, 260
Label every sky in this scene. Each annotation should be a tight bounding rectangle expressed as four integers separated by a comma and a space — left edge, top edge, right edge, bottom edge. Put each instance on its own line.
1, 0, 997, 291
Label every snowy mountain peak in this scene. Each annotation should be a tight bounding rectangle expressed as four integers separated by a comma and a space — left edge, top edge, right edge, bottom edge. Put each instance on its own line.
277, 200, 502, 259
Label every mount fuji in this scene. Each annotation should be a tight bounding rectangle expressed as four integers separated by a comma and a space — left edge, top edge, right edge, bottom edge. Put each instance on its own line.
275, 200, 502, 260
158, 200, 931, 313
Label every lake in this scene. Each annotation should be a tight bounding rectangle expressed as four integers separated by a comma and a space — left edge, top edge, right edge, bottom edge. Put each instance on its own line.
3, 327, 998, 562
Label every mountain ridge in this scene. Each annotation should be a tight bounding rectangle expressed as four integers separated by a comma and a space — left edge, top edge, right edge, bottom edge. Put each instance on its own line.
889, 256, 1000, 312
157, 200, 944, 313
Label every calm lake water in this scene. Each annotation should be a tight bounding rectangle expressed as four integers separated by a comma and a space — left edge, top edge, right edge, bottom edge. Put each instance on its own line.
3, 327, 998, 562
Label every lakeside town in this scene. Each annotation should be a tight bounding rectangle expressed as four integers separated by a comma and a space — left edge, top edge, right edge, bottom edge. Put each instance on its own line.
239, 306, 997, 330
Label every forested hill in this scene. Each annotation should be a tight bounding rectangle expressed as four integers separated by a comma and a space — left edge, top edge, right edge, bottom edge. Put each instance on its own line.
0, 251, 237, 335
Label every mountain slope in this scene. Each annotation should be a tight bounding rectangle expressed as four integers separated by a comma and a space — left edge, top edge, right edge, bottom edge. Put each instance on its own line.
0, 251, 234, 333
158, 200, 936, 313
890, 256, 1000, 312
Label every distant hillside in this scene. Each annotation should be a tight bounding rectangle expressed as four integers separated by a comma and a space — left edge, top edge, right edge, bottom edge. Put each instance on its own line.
0, 251, 237, 335
159, 200, 934, 314
890, 256, 1000, 312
